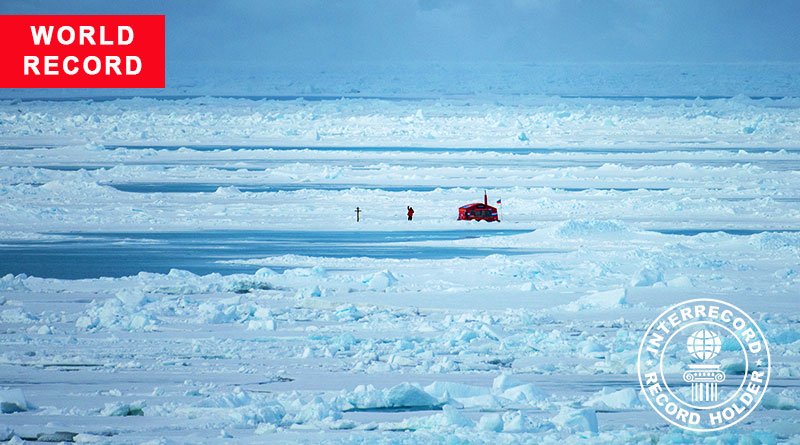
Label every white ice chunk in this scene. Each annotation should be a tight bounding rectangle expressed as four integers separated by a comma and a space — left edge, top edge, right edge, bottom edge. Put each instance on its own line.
388, 405, 473, 431
555, 219, 629, 239
333, 304, 364, 321
0, 427, 14, 441
116, 289, 150, 308
77, 297, 159, 332
254, 267, 278, 278
630, 267, 664, 287
424, 381, 490, 400
501, 410, 544, 433
100, 400, 145, 416
551, 406, 598, 433
761, 389, 800, 410
0, 274, 29, 291
437, 404, 474, 427
343, 383, 440, 410
586, 387, 643, 411
289, 396, 341, 424
0, 388, 30, 414
492, 373, 523, 392
500, 383, 548, 405
665, 276, 694, 288
363, 270, 398, 291
721, 357, 747, 375
0, 307, 36, 324
247, 319, 276, 331
564, 288, 627, 312
477, 413, 504, 432
579, 340, 608, 357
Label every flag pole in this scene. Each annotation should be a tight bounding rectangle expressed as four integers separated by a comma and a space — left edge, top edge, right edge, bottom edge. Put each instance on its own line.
498, 197, 502, 222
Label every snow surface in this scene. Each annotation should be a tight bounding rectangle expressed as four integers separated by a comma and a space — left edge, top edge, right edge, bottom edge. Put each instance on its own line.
2, 94, 800, 149
0, 146, 798, 236
1, 68, 799, 443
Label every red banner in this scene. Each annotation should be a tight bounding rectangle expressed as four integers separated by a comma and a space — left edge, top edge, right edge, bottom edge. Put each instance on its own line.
0, 15, 165, 88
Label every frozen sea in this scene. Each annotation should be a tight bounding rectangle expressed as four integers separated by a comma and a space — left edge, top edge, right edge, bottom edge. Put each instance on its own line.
1, 65, 799, 444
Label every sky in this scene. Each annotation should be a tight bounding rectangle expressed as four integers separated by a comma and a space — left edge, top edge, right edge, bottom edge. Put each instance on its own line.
3, 0, 799, 68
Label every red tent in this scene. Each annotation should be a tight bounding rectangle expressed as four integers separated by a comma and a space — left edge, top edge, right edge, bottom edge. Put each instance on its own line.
458, 192, 499, 222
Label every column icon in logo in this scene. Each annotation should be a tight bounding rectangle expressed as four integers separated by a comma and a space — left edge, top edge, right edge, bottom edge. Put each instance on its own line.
683, 329, 725, 402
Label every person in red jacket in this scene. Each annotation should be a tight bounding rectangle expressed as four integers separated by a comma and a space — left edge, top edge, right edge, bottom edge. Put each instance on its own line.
407, 206, 414, 221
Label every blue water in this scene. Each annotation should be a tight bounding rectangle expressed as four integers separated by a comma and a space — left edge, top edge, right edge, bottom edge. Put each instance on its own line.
17, 157, 800, 173
4, 94, 793, 103
556, 95, 790, 101
718, 197, 800, 203
106, 183, 671, 194
652, 228, 800, 236
2, 228, 794, 280
0, 230, 535, 279
105, 184, 795, 201
4, 144, 800, 155
109, 183, 445, 193
98, 145, 800, 154
5, 95, 431, 103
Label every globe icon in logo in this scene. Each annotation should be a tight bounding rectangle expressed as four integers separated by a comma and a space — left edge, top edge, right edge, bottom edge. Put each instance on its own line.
687, 329, 722, 361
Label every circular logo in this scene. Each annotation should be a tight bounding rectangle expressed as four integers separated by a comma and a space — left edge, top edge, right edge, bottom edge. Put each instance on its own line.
637, 298, 770, 432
